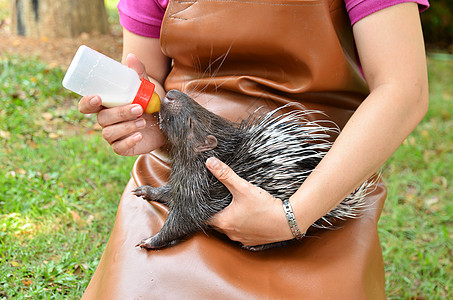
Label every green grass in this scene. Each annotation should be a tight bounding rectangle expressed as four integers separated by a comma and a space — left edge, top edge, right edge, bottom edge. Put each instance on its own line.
104, 0, 121, 33
0, 55, 136, 298
379, 55, 453, 298
0, 0, 7, 21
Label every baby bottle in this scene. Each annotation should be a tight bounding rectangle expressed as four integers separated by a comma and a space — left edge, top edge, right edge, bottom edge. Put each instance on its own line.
62, 45, 160, 114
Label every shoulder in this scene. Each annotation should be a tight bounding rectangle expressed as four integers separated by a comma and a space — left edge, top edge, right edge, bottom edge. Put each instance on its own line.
117, 0, 170, 38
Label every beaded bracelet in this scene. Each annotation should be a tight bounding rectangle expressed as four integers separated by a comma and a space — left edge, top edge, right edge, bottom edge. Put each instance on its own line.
282, 199, 305, 241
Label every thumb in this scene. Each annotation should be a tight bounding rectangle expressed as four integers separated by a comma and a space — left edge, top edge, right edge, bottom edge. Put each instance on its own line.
206, 157, 245, 193
125, 53, 148, 79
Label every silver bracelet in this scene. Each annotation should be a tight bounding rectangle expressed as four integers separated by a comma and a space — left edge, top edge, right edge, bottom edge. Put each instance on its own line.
282, 199, 305, 241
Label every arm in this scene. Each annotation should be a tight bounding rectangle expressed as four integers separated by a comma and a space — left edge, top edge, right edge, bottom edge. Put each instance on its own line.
208, 2, 429, 245
121, 28, 171, 87
78, 28, 172, 156
289, 2, 428, 232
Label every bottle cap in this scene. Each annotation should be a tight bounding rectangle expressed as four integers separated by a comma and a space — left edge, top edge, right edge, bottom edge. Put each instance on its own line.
132, 78, 156, 114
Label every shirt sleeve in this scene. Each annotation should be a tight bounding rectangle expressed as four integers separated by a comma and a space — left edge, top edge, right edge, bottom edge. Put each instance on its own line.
117, 0, 170, 38
345, 0, 430, 25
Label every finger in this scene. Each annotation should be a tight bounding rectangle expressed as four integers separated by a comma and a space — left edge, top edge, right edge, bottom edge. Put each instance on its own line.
125, 53, 148, 79
102, 118, 147, 144
111, 132, 143, 156
97, 104, 143, 127
206, 157, 246, 193
78, 95, 102, 114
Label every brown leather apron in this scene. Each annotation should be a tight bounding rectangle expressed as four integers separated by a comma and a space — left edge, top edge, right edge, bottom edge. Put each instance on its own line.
82, 0, 387, 298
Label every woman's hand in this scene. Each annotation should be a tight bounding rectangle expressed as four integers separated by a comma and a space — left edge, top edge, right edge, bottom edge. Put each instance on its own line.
78, 54, 167, 156
206, 157, 294, 246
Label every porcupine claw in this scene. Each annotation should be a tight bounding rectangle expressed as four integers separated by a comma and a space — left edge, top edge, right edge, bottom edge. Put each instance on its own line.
132, 186, 154, 199
242, 241, 289, 252
136, 232, 174, 250
132, 185, 172, 205
136, 237, 156, 249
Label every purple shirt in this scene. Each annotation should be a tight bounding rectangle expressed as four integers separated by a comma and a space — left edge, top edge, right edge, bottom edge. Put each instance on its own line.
346, 0, 429, 25
118, 0, 429, 38
118, 0, 168, 38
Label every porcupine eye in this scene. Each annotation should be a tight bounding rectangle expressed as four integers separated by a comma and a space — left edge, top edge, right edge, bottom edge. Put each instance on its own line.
187, 117, 195, 140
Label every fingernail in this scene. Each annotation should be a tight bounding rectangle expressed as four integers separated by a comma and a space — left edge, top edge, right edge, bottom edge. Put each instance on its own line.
206, 157, 220, 170
135, 119, 146, 129
131, 105, 143, 116
132, 133, 142, 143
90, 96, 100, 106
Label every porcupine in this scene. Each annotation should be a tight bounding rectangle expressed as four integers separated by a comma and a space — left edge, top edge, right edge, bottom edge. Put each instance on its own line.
133, 89, 376, 251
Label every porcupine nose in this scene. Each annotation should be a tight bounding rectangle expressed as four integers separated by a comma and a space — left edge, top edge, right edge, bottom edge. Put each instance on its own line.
161, 93, 173, 107
163, 89, 182, 103
161, 89, 184, 113
161, 90, 181, 110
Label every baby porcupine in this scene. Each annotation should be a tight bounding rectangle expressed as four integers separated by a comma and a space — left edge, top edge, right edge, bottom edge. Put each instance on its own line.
133, 89, 376, 251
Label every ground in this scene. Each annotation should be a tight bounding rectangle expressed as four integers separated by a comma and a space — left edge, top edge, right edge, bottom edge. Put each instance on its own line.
0, 24, 123, 69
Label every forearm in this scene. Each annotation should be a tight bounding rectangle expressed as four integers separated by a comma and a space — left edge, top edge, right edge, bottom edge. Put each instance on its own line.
290, 83, 428, 232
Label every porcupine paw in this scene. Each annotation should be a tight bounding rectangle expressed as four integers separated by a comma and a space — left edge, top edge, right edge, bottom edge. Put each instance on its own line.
242, 245, 268, 252
242, 244, 276, 252
136, 236, 161, 249
242, 241, 288, 252
132, 185, 156, 201
136, 234, 172, 250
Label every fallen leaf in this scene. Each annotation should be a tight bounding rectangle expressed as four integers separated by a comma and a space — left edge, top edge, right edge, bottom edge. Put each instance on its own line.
420, 130, 429, 137
433, 176, 448, 188
27, 140, 38, 149
10, 261, 21, 267
42, 112, 53, 121
21, 279, 32, 286
86, 215, 95, 225
74, 263, 89, 275
0, 130, 11, 139
13, 89, 27, 100
16, 168, 27, 175
42, 173, 52, 181
425, 196, 439, 207
70, 211, 81, 222
403, 136, 416, 146
48, 132, 60, 139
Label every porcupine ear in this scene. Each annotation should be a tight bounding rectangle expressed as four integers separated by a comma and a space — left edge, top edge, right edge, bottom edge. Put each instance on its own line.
194, 135, 218, 152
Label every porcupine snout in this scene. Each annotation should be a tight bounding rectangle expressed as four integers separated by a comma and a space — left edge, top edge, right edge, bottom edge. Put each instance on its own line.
158, 89, 187, 133
161, 89, 184, 114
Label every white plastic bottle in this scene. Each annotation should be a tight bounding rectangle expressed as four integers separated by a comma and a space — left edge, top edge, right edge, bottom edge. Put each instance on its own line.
62, 45, 160, 114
